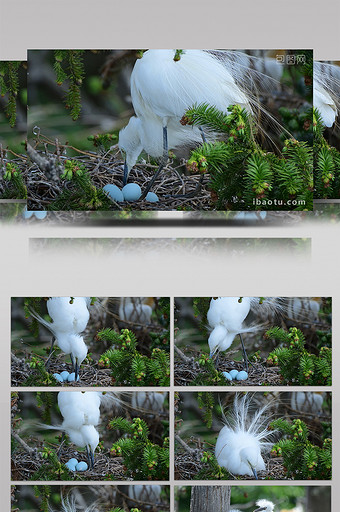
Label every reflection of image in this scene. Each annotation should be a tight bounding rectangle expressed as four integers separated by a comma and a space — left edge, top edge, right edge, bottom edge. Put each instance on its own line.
27, 49, 313, 211
175, 391, 332, 480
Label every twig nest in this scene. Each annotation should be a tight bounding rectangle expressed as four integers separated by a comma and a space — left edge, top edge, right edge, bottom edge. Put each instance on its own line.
75, 461, 88, 471
103, 184, 124, 202
122, 183, 142, 201
145, 192, 159, 202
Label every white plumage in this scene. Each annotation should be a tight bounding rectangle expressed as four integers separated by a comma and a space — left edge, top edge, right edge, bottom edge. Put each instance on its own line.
215, 394, 274, 479
57, 391, 102, 468
254, 499, 275, 512
314, 61, 340, 127
207, 297, 252, 357
29, 297, 90, 379
119, 49, 252, 184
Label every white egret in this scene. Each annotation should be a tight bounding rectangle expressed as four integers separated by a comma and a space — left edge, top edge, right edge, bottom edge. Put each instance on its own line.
254, 499, 275, 512
47, 391, 103, 469
119, 297, 154, 325
119, 49, 254, 197
50, 494, 100, 512
215, 394, 275, 479
207, 297, 285, 370
291, 391, 324, 415
29, 297, 91, 379
314, 61, 340, 127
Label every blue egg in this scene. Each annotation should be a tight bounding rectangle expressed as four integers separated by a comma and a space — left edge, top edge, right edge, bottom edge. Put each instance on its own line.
34, 211, 47, 219
103, 184, 124, 202
68, 458, 78, 465
122, 183, 142, 201
60, 371, 70, 381
67, 372, 80, 382
229, 369, 239, 380
22, 207, 33, 219
53, 373, 63, 383
236, 371, 249, 381
222, 372, 232, 381
65, 459, 78, 471
75, 461, 88, 471
145, 192, 159, 202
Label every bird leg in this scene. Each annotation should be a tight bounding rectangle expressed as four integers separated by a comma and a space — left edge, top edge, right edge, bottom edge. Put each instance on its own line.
140, 126, 169, 200
45, 336, 56, 369
57, 431, 65, 460
74, 359, 79, 381
86, 445, 95, 469
70, 353, 75, 372
123, 160, 129, 186
239, 333, 249, 373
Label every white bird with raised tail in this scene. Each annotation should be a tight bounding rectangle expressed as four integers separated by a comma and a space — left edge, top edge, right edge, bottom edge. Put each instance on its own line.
119, 49, 253, 197
29, 297, 91, 380
55, 391, 102, 469
215, 394, 275, 479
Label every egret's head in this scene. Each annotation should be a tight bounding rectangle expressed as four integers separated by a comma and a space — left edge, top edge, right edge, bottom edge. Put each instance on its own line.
208, 325, 233, 357
240, 445, 262, 479
69, 334, 88, 365
254, 499, 275, 512
118, 116, 144, 183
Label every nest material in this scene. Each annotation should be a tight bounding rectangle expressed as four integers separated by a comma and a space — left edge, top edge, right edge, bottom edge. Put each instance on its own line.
27, 143, 213, 211
174, 347, 282, 386
11, 354, 114, 387
11, 444, 128, 481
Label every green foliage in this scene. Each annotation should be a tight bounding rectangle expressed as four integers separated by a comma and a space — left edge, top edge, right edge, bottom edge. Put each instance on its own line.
36, 392, 55, 424
53, 50, 85, 120
98, 328, 170, 385
314, 108, 340, 198
88, 133, 118, 151
33, 485, 51, 512
32, 447, 80, 481
1, 162, 27, 199
270, 417, 332, 479
197, 392, 215, 428
266, 326, 332, 385
197, 450, 231, 479
184, 104, 313, 210
109, 416, 169, 479
49, 159, 114, 210
0, 61, 22, 127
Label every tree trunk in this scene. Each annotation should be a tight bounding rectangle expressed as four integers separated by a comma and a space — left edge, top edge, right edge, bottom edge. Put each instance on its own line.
306, 486, 331, 512
190, 486, 231, 512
